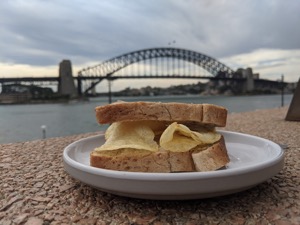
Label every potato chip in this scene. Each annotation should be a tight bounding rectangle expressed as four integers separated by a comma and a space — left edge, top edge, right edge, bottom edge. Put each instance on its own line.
96, 121, 159, 152
105, 120, 167, 139
160, 122, 220, 152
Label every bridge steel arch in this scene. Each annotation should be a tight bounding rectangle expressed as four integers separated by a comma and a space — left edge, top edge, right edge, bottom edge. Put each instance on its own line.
78, 47, 234, 77
77, 47, 235, 94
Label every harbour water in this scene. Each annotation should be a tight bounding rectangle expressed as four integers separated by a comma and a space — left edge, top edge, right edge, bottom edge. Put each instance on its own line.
0, 94, 293, 144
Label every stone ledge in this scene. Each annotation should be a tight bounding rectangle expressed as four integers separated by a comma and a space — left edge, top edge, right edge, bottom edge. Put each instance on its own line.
0, 107, 299, 224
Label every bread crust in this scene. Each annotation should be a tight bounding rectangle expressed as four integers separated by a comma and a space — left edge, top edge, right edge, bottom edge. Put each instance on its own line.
90, 137, 229, 173
90, 149, 195, 173
192, 136, 229, 171
95, 102, 227, 127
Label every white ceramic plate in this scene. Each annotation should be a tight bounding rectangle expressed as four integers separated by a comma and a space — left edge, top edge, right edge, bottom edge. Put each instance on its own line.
63, 131, 284, 200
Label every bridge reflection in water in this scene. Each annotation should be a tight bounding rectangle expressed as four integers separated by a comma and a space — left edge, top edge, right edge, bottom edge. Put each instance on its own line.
0, 47, 286, 99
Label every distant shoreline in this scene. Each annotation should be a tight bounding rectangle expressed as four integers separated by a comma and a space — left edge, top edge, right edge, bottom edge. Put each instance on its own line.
0, 92, 290, 105
0, 94, 88, 105
0, 93, 293, 106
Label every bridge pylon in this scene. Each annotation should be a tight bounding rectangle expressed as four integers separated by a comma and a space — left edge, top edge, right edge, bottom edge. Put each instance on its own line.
58, 60, 77, 98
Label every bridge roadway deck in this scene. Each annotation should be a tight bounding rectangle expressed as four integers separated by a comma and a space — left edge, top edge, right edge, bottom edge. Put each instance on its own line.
0, 75, 245, 82
0, 75, 282, 84
0, 77, 59, 83
76, 75, 245, 81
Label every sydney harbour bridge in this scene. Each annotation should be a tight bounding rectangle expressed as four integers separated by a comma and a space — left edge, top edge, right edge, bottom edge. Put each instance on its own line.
0, 47, 282, 98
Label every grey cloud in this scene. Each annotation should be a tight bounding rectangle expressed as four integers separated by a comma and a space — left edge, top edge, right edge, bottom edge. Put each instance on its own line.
0, 0, 300, 68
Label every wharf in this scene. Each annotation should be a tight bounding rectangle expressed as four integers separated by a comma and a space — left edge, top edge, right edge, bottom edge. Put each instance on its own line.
0, 107, 299, 224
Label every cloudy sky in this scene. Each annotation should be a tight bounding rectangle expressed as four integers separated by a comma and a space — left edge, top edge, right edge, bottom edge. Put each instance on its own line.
1, 0, 299, 91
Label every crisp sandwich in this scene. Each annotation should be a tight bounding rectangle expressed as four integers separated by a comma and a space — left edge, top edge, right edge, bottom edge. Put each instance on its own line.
91, 101, 229, 173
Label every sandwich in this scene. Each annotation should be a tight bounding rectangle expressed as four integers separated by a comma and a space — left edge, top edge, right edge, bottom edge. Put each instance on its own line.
90, 101, 230, 173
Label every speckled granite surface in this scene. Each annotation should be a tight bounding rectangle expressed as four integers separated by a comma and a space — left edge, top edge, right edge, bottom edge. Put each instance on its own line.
0, 107, 299, 225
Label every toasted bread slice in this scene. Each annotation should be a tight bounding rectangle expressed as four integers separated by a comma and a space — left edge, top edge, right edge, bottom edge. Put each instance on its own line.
90, 137, 229, 173
95, 102, 227, 127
